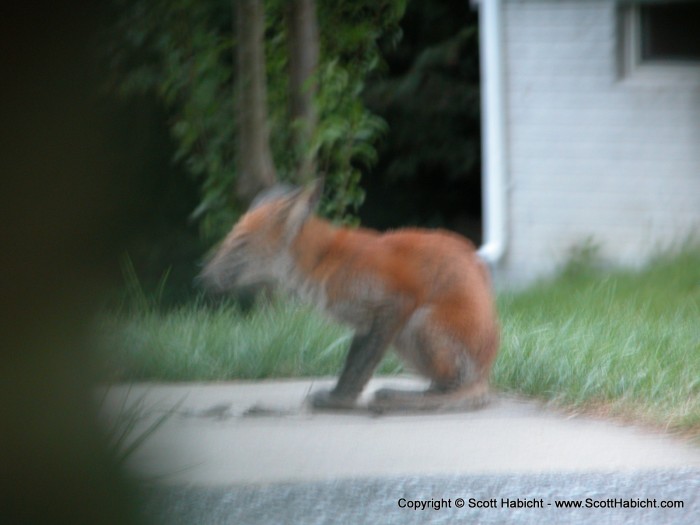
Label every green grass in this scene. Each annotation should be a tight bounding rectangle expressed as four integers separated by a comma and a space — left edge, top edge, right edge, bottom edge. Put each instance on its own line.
494, 245, 700, 436
98, 245, 700, 436
96, 295, 402, 382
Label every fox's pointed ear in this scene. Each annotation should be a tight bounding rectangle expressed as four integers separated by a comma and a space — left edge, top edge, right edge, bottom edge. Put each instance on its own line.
284, 179, 324, 238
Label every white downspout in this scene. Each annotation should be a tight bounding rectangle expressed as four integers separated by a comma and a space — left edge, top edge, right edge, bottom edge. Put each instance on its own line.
476, 0, 508, 265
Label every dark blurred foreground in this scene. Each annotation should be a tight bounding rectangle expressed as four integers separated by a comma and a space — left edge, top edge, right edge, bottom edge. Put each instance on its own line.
0, 4, 154, 523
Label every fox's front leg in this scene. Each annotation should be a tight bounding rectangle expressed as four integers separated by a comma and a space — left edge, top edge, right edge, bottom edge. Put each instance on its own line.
310, 314, 399, 410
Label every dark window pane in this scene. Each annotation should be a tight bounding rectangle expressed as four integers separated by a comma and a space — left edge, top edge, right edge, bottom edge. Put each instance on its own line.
641, 2, 700, 61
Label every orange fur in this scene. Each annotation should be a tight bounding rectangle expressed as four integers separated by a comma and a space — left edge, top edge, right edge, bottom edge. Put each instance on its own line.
291, 219, 498, 373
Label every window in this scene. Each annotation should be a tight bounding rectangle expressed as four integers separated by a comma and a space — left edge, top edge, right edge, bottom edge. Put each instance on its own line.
639, 2, 700, 62
619, 1, 700, 84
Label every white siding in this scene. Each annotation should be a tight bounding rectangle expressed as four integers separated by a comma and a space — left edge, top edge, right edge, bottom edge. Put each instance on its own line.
499, 0, 700, 286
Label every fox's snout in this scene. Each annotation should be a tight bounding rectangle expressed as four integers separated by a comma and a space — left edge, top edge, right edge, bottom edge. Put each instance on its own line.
197, 252, 244, 294
196, 263, 227, 294
197, 183, 323, 297
198, 237, 275, 294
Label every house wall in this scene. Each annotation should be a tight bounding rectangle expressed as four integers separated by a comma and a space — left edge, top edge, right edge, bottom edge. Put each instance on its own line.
498, 0, 700, 286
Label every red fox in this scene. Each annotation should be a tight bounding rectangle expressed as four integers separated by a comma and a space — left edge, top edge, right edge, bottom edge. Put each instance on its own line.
200, 182, 500, 413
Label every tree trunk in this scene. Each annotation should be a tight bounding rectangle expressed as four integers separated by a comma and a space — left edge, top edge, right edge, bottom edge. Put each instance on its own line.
286, 0, 319, 182
235, 0, 277, 205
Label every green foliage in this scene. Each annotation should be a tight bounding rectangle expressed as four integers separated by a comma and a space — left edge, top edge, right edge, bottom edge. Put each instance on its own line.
103, 0, 405, 238
313, 60, 389, 222
359, 1, 482, 233
104, 0, 237, 240
313, 2, 404, 223
366, 25, 480, 184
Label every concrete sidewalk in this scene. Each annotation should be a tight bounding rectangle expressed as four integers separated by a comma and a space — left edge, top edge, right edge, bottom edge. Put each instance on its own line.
101, 377, 700, 486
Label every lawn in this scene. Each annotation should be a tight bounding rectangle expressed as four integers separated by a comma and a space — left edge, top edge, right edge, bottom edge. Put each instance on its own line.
97, 245, 700, 437
494, 245, 700, 436
98, 295, 402, 381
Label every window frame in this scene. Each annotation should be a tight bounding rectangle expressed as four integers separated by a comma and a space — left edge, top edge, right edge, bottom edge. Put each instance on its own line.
618, 2, 700, 86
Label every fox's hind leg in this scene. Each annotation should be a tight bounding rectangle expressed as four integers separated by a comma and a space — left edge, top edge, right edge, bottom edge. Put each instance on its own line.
368, 307, 491, 414
368, 377, 490, 414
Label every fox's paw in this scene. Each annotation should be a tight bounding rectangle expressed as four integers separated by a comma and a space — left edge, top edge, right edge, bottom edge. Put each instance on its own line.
373, 387, 423, 401
309, 389, 357, 411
